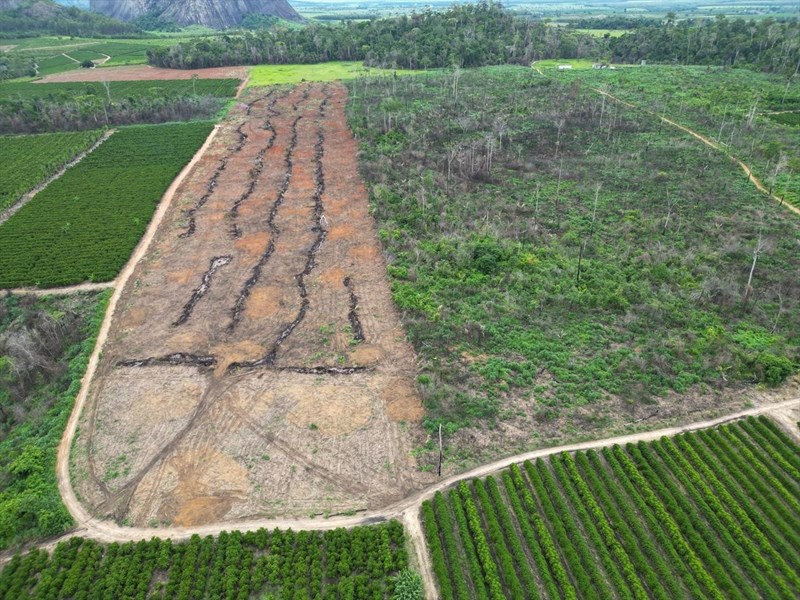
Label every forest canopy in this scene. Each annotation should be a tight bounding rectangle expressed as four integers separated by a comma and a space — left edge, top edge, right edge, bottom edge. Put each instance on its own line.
147, 2, 800, 75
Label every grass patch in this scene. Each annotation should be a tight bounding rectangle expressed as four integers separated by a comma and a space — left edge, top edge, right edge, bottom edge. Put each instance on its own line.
248, 61, 419, 87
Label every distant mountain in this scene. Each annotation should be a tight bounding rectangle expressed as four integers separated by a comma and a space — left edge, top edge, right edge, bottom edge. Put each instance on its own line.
89, 0, 303, 29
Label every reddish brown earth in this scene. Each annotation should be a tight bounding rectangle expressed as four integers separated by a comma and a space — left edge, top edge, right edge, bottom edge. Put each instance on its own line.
72, 83, 433, 527
37, 65, 248, 83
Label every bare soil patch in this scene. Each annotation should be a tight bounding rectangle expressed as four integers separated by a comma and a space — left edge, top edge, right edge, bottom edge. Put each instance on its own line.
72, 84, 431, 528
36, 65, 247, 83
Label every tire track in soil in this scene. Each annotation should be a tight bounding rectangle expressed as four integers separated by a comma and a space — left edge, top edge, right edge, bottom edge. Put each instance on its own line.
93, 89, 330, 520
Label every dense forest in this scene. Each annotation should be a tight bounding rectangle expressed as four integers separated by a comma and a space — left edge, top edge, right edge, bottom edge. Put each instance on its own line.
147, 2, 800, 75
609, 15, 800, 73
147, 2, 603, 69
0, 0, 138, 38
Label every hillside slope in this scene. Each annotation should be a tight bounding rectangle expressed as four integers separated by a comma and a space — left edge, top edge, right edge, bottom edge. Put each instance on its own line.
89, 0, 302, 28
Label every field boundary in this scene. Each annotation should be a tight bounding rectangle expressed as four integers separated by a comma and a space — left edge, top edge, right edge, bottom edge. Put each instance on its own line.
0, 130, 115, 228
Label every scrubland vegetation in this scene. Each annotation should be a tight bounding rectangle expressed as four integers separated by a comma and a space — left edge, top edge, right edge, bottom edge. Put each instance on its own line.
0, 122, 213, 288
0, 80, 236, 134
347, 66, 800, 445
557, 66, 800, 207
0, 291, 109, 549
422, 416, 800, 599
0, 522, 411, 599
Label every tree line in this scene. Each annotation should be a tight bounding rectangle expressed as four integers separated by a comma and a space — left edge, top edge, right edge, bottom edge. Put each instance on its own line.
147, 1, 604, 70
146, 2, 800, 75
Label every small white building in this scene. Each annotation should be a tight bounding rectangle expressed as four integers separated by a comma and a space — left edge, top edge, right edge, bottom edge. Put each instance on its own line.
557, 64, 573, 70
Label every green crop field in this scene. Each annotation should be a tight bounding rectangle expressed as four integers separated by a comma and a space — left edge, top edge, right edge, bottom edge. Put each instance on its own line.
0, 122, 214, 289
0, 291, 109, 549
0, 130, 103, 212
0, 78, 240, 100
422, 416, 800, 599
347, 66, 800, 459
248, 61, 418, 86
0, 523, 412, 598
34, 54, 80, 77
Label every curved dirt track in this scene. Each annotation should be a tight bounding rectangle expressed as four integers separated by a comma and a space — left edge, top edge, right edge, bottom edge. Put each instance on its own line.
4, 281, 116, 297
55, 123, 223, 541
50, 397, 800, 599
593, 88, 800, 217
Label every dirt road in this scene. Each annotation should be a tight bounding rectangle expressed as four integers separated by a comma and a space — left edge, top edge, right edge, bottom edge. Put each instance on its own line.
48, 396, 800, 597
593, 88, 800, 218
4, 281, 115, 296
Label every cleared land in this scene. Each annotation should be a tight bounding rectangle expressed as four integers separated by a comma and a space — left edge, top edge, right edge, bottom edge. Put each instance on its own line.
71, 83, 431, 529
0, 130, 103, 212
0, 122, 214, 289
36, 65, 248, 83
0, 522, 409, 598
422, 416, 800, 599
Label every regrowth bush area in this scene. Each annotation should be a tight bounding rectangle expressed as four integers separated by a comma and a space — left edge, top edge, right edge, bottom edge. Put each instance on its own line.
0, 129, 102, 212
422, 417, 800, 599
0, 122, 214, 289
347, 67, 800, 442
0, 79, 236, 134
0, 523, 411, 599
0, 291, 109, 550
558, 66, 800, 208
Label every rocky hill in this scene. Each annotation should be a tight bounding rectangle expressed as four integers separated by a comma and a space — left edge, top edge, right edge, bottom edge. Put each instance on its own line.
89, 0, 303, 29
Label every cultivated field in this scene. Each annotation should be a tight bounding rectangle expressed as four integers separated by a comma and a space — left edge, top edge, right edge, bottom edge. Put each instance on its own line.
71, 83, 431, 528
0, 79, 240, 100
422, 416, 800, 599
0, 522, 409, 599
0, 122, 214, 289
0, 130, 102, 213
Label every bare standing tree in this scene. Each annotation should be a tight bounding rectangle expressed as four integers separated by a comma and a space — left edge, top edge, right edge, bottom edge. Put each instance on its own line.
743, 230, 766, 306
